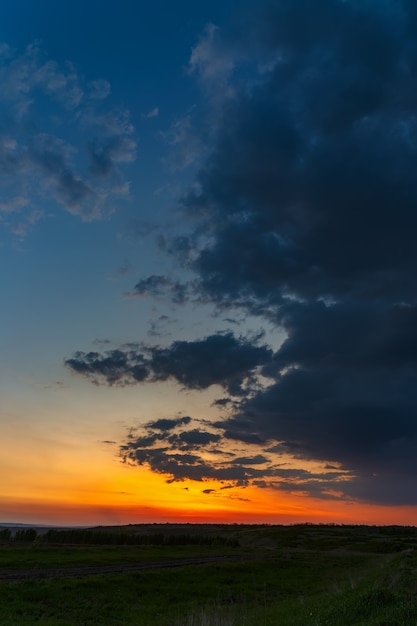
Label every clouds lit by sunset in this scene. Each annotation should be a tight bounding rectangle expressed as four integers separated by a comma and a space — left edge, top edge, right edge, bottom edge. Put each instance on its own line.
2, 0, 417, 527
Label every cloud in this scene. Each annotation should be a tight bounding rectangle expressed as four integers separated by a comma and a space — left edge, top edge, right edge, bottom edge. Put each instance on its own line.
119, 414, 348, 490
178, 429, 221, 446
147, 314, 176, 338
120, 416, 259, 484
171, 0, 417, 309
0, 42, 136, 235
142, 106, 159, 119
0, 196, 27, 213
67, 0, 417, 506
157, 0, 417, 505
88, 79, 111, 100
189, 23, 237, 100
65, 332, 272, 395
126, 275, 192, 304
148, 416, 192, 431
65, 349, 149, 385
88, 136, 136, 177
231, 455, 269, 466
162, 112, 208, 170
157, 0, 417, 504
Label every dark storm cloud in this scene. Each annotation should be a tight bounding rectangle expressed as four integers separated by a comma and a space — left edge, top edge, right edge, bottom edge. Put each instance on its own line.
148, 416, 192, 431
261, 301, 417, 374
159, 0, 417, 505
178, 429, 221, 446
172, 0, 417, 311
231, 455, 269, 466
146, 332, 272, 395
219, 427, 265, 446
65, 332, 272, 394
65, 349, 149, 385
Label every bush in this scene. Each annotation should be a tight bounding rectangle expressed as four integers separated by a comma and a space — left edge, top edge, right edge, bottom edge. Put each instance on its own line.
0, 528, 11, 542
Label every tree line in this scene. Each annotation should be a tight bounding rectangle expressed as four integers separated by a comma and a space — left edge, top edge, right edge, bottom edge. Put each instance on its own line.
0, 527, 238, 547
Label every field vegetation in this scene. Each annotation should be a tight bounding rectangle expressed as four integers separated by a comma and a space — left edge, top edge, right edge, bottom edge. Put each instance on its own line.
0, 523, 416, 625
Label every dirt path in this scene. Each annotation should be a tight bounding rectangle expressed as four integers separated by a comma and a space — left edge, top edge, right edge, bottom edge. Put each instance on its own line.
0, 554, 255, 581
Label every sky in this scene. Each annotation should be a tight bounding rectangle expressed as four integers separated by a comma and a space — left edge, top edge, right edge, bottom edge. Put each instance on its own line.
1, 0, 417, 527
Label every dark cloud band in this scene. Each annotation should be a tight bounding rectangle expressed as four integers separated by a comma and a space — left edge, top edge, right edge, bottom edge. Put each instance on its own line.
65, 332, 272, 396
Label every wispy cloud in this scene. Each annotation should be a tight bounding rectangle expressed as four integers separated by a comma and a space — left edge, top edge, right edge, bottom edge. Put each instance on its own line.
142, 106, 159, 119
0, 42, 136, 236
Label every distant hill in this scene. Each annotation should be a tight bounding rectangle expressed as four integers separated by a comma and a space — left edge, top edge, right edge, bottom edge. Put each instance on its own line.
0, 523, 89, 536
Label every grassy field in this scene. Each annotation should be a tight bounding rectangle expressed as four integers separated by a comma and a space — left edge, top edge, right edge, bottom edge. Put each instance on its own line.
0, 524, 416, 625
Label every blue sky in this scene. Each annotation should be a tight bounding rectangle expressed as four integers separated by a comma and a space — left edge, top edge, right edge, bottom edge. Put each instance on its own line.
2, 0, 417, 526
1, 1, 229, 355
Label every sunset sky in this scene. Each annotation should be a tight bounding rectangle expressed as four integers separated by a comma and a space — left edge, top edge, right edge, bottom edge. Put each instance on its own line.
2, 0, 417, 527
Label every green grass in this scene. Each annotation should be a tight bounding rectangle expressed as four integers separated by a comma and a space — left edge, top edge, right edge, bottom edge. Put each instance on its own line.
0, 543, 237, 569
0, 524, 416, 625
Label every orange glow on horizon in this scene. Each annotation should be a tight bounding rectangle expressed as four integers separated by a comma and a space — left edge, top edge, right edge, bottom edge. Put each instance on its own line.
2, 471, 417, 528
2, 494, 417, 528
2, 422, 417, 528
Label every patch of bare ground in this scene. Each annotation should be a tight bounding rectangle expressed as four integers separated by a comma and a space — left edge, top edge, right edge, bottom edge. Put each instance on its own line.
0, 554, 260, 582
